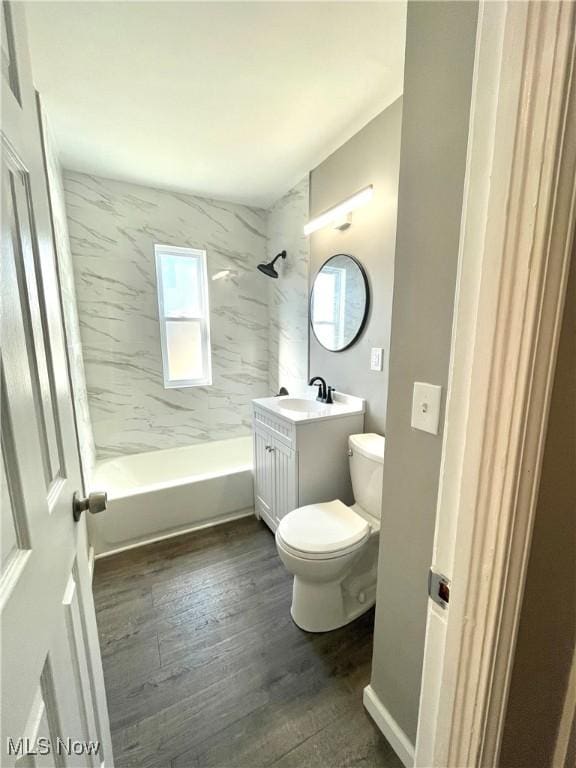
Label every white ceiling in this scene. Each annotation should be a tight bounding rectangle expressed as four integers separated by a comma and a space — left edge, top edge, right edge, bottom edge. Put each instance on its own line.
26, 1, 406, 207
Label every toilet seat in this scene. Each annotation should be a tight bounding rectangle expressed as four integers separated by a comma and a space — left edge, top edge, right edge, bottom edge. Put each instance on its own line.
276, 500, 370, 560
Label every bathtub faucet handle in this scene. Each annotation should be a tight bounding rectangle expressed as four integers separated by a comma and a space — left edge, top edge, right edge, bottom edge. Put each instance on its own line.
73, 490, 108, 523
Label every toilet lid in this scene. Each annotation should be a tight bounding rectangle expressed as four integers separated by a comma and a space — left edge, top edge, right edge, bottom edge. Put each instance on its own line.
277, 500, 370, 555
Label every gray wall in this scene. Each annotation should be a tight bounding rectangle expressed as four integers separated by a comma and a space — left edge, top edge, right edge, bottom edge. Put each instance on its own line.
369, 1, 478, 743
500, 248, 576, 768
309, 98, 403, 434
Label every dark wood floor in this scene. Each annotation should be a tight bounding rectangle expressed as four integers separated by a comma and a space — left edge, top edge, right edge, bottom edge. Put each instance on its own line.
93, 515, 402, 768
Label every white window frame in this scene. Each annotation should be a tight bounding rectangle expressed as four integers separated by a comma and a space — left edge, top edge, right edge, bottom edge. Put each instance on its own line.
154, 243, 212, 388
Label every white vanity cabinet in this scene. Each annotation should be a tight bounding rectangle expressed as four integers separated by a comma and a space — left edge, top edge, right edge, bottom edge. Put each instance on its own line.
253, 424, 297, 530
252, 395, 365, 532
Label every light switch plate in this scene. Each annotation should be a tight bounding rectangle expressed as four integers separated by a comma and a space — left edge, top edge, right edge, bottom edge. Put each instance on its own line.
370, 347, 383, 371
411, 382, 442, 435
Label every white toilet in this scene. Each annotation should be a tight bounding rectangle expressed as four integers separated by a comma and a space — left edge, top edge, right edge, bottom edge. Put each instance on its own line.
275, 432, 384, 632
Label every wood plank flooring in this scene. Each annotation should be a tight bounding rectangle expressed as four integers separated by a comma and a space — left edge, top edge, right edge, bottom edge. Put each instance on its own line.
93, 515, 403, 768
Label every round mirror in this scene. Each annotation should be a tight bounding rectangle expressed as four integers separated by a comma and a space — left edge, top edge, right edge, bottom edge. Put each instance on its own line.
310, 254, 369, 352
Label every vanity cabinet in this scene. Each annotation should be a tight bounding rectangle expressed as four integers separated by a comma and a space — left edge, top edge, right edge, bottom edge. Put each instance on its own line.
253, 427, 297, 530
252, 399, 364, 532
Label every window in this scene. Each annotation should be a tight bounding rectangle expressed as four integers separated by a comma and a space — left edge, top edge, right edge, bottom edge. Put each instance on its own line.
155, 244, 212, 387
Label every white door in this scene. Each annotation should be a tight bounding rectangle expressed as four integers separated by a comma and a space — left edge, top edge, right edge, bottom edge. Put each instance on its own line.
1, 3, 112, 766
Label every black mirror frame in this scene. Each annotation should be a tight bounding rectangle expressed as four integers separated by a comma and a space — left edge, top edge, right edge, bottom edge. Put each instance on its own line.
309, 253, 370, 353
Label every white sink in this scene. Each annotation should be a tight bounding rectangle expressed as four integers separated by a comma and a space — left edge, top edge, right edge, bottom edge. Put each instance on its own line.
278, 398, 326, 413
252, 392, 365, 423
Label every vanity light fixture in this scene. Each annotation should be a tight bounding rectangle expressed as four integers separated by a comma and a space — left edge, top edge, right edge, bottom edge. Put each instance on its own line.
303, 185, 374, 236
333, 213, 352, 231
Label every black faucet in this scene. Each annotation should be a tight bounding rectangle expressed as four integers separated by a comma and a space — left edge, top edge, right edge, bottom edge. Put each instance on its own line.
309, 376, 337, 404
309, 376, 327, 402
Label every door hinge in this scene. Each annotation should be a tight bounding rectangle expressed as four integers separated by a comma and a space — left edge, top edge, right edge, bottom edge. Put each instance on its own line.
428, 569, 450, 608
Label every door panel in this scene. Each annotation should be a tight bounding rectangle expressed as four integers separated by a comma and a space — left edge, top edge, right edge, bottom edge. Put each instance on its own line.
61, 570, 101, 767
253, 426, 298, 530
1, 445, 18, 574
18, 678, 59, 768
1, 1, 21, 103
271, 437, 297, 525
7, 157, 64, 491
1, 3, 112, 765
254, 427, 274, 527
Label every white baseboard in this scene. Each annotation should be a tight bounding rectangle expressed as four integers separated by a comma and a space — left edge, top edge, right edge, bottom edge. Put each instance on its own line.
363, 685, 415, 768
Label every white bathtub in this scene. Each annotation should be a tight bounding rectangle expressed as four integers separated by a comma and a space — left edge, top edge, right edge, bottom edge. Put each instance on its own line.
88, 436, 254, 556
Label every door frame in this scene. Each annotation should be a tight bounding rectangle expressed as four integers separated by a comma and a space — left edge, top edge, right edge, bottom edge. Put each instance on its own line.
415, 1, 575, 766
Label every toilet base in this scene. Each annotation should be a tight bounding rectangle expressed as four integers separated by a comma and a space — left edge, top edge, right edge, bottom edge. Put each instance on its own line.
290, 575, 376, 633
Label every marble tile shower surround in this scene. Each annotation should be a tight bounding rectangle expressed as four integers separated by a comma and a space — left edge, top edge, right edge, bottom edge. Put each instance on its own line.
43, 122, 96, 479
266, 178, 310, 397
64, 171, 274, 460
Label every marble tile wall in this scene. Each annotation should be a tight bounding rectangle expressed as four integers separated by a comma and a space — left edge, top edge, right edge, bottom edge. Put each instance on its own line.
64, 172, 271, 459
43, 121, 96, 480
266, 178, 310, 396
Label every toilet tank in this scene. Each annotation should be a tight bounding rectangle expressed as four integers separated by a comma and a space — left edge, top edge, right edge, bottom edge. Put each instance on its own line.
348, 433, 385, 518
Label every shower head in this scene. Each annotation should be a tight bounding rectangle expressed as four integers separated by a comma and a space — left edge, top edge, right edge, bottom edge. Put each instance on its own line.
257, 250, 286, 279
257, 262, 279, 278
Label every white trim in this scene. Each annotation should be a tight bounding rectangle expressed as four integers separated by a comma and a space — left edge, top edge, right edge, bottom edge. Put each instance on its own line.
363, 685, 414, 768
415, 1, 576, 766
93, 507, 254, 560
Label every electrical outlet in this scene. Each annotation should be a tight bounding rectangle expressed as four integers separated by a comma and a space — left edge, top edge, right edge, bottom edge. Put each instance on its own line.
370, 347, 383, 371
411, 382, 442, 435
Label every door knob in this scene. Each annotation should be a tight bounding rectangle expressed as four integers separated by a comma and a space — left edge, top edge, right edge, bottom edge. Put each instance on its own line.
73, 491, 107, 522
